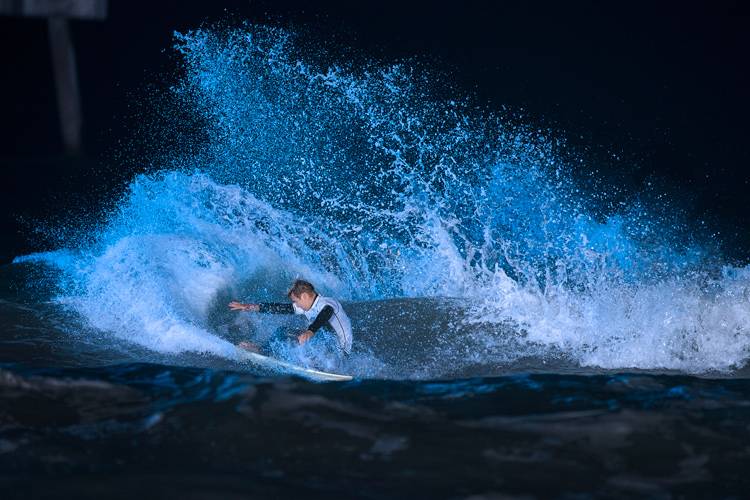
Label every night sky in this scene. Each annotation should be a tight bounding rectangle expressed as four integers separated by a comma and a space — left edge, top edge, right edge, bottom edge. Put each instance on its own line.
1, 1, 748, 261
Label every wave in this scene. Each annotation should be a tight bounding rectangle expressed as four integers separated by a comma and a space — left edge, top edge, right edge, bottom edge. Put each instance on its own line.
14, 24, 750, 377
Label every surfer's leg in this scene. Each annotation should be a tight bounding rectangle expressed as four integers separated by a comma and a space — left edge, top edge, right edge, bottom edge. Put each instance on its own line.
270, 325, 298, 343
257, 326, 297, 356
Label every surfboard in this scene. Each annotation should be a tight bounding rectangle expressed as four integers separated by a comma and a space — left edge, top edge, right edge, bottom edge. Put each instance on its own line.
235, 346, 353, 382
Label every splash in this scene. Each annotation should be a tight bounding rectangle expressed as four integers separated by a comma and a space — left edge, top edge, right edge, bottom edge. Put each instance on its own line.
17, 24, 750, 376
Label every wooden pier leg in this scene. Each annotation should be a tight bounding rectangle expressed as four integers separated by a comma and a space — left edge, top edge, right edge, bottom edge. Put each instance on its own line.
47, 17, 82, 156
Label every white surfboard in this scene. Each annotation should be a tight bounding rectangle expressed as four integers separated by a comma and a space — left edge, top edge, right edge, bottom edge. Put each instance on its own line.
235, 346, 353, 381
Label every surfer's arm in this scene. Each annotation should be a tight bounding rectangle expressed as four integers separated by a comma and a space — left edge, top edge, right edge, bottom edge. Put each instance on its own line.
229, 302, 295, 313
258, 303, 295, 314
298, 305, 334, 345
229, 302, 259, 312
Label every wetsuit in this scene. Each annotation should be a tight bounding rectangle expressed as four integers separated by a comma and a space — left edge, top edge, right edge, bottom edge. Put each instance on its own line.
258, 294, 353, 353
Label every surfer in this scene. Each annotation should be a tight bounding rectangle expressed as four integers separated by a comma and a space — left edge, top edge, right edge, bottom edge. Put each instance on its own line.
229, 279, 353, 354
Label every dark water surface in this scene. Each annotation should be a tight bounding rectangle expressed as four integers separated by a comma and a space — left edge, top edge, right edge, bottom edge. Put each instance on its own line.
2, 356, 750, 499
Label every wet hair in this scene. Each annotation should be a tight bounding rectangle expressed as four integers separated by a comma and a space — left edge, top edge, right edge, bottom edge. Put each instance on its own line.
287, 279, 316, 298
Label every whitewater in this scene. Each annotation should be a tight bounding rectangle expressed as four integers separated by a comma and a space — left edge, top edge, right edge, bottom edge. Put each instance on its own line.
11, 25, 749, 378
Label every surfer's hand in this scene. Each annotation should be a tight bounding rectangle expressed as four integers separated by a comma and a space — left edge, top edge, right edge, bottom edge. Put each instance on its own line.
298, 330, 314, 345
230, 302, 258, 312
238, 342, 259, 353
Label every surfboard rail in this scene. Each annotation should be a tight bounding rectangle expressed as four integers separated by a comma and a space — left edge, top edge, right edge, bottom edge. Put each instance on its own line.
235, 346, 353, 381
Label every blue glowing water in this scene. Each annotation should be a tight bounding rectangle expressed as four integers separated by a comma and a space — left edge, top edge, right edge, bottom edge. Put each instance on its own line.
14, 25, 750, 377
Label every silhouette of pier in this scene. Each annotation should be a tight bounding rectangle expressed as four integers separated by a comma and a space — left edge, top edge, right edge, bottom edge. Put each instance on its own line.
0, 0, 108, 155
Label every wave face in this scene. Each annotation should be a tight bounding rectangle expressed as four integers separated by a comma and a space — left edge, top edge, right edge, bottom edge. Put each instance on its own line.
17, 25, 750, 377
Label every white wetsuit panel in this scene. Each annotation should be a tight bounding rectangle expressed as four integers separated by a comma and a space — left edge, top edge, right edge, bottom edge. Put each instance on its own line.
293, 295, 353, 354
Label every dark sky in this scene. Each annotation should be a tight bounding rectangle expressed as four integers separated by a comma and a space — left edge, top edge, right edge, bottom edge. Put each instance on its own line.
1, 0, 748, 257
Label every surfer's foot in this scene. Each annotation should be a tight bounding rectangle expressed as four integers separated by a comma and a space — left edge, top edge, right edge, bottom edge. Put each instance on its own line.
238, 342, 259, 353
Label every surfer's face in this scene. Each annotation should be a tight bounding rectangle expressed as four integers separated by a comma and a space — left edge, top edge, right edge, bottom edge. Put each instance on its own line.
290, 292, 315, 311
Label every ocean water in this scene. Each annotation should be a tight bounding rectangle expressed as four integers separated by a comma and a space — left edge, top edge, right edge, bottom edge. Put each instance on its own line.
2, 25, 750, 499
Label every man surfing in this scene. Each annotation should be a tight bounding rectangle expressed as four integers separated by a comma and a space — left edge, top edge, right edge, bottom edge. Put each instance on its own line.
229, 279, 353, 354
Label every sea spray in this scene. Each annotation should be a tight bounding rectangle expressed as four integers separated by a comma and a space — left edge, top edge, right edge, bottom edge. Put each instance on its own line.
16, 24, 750, 376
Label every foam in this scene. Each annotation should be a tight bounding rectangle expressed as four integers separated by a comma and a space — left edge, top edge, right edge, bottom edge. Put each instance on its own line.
18, 25, 750, 376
